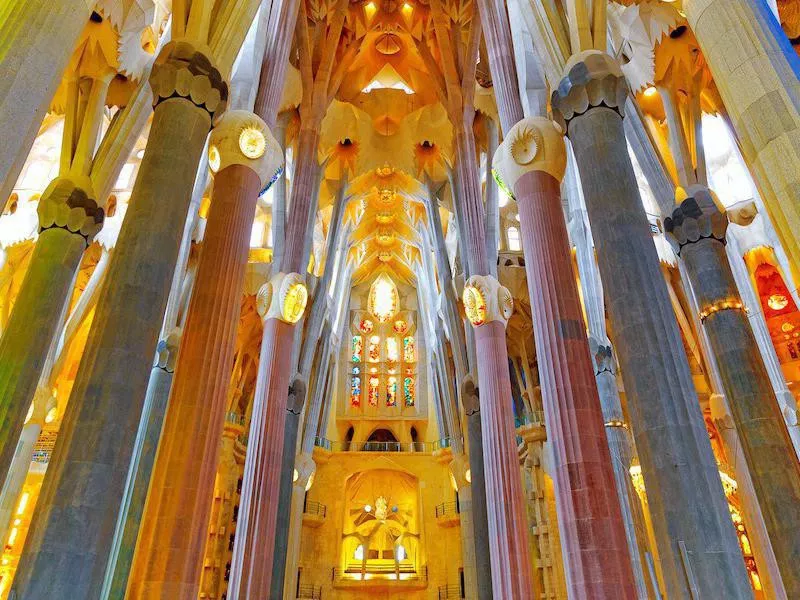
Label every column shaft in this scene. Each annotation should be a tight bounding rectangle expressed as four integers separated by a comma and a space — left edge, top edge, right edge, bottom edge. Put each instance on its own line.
668, 194, 800, 596
563, 100, 751, 597
0, 227, 86, 481
514, 169, 635, 597
0, 423, 41, 546
227, 317, 294, 598
10, 90, 212, 598
128, 164, 261, 597
465, 409, 492, 600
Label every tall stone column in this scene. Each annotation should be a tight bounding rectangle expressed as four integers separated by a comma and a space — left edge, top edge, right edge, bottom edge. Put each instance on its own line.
551, 50, 751, 599
0, 1, 93, 207
460, 380, 492, 600
128, 111, 281, 598
684, 0, 800, 278
665, 187, 800, 596
104, 332, 180, 598
0, 176, 103, 483
9, 41, 227, 600
494, 118, 636, 598
227, 273, 308, 599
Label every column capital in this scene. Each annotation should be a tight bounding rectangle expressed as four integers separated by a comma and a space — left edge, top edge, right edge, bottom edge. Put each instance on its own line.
462, 274, 513, 328
492, 117, 567, 193
37, 175, 104, 244
664, 185, 728, 255
257, 272, 309, 324
154, 328, 182, 373
149, 40, 228, 122
208, 110, 284, 190
551, 50, 627, 132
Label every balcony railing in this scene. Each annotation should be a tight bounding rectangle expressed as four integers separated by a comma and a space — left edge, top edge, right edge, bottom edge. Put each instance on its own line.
296, 583, 322, 599
333, 565, 427, 583
304, 500, 327, 518
438, 584, 464, 599
314, 438, 441, 453
435, 501, 460, 518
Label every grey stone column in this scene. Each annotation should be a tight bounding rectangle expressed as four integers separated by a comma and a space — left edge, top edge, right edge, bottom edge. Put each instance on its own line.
665, 187, 800, 597
551, 50, 751, 599
461, 379, 492, 600
103, 332, 180, 598
9, 41, 226, 599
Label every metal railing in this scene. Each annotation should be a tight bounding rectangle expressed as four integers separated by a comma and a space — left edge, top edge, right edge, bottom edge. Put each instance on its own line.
438, 584, 464, 599
297, 583, 322, 599
304, 500, 327, 518
314, 438, 435, 453
332, 565, 427, 582
434, 501, 460, 518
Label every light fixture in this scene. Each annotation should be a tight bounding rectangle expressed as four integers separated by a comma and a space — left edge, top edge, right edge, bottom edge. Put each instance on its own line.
364, 504, 372, 513
239, 126, 267, 159
768, 293, 789, 311
208, 145, 221, 172
698, 298, 745, 322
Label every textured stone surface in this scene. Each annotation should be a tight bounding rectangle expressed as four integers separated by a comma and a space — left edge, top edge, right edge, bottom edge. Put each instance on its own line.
685, 0, 800, 279
128, 164, 262, 597
514, 168, 636, 598
666, 188, 800, 596
9, 51, 214, 598
552, 51, 752, 599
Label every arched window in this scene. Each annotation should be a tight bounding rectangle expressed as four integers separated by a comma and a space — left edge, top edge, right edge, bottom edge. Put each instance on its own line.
507, 226, 521, 251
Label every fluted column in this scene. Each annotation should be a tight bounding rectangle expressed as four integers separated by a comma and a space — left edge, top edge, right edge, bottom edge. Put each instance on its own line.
684, 0, 800, 278
665, 187, 800, 596
9, 41, 227, 599
494, 118, 636, 597
227, 273, 308, 598
104, 331, 180, 597
551, 50, 751, 599
0, 177, 103, 483
128, 111, 281, 598
0, 1, 93, 207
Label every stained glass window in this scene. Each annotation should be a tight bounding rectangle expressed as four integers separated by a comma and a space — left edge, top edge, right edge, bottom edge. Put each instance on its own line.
350, 367, 361, 407
368, 335, 380, 362
403, 336, 415, 363
359, 319, 374, 334
386, 337, 399, 362
393, 319, 407, 334
368, 375, 380, 407
387, 376, 397, 407
368, 275, 398, 322
352, 335, 363, 362
403, 376, 415, 406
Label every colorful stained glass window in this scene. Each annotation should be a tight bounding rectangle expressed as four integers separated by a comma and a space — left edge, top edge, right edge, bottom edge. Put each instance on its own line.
368, 274, 398, 322
350, 367, 361, 407
387, 376, 397, 407
368, 375, 380, 407
359, 318, 374, 334
368, 335, 380, 362
403, 336, 416, 363
403, 376, 415, 406
393, 319, 408, 334
351, 335, 363, 362
386, 337, 399, 362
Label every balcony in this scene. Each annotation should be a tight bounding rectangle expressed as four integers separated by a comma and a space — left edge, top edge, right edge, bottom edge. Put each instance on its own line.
438, 584, 465, 599
332, 565, 428, 590
314, 437, 454, 453
302, 500, 327, 527
434, 501, 460, 527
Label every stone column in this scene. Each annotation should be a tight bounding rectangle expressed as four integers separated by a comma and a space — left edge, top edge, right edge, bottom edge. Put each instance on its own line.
128, 111, 281, 598
0, 421, 43, 547
460, 380, 492, 600
9, 41, 226, 600
665, 186, 800, 596
494, 118, 636, 598
0, 176, 103, 483
551, 50, 751, 599
0, 1, 93, 207
684, 0, 800, 278
227, 273, 308, 599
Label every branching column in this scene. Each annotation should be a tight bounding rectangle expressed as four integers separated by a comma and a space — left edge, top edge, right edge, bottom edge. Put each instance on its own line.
551, 50, 751, 599
665, 187, 800, 596
128, 112, 281, 597
9, 41, 226, 599
0, 177, 103, 483
494, 118, 636, 598
684, 0, 800, 278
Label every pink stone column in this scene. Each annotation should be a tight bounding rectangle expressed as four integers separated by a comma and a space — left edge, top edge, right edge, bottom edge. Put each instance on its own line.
513, 164, 635, 598
128, 112, 282, 597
